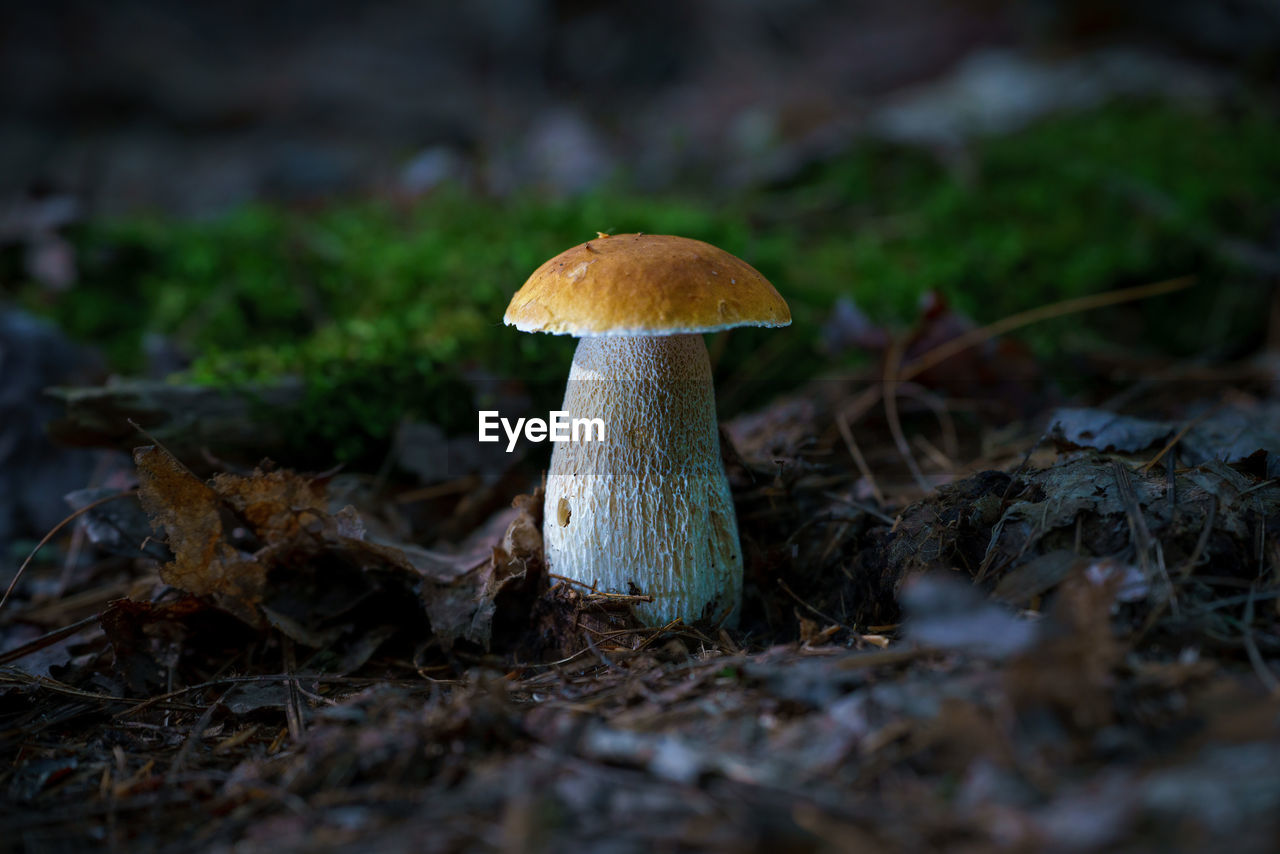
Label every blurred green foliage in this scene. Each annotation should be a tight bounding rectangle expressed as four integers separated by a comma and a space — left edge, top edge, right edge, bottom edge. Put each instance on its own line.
16, 100, 1280, 463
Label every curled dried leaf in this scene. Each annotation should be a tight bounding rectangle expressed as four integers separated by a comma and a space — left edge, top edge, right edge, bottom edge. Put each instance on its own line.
134, 445, 265, 626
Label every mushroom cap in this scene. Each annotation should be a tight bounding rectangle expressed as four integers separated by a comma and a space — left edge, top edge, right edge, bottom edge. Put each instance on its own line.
504, 233, 791, 336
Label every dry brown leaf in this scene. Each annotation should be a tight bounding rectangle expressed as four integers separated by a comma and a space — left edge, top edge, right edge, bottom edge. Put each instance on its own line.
133, 443, 545, 650
134, 445, 266, 626
417, 489, 546, 650
212, 468, 328, 542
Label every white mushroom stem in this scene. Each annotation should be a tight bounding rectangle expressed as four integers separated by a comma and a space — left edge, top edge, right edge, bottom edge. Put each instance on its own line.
543, 334, 743, 626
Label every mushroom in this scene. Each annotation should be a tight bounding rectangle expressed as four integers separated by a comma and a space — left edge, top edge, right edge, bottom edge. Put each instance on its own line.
504, 233, 790, 625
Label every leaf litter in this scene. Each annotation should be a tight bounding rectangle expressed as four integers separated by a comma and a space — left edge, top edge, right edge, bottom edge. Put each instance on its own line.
2, 305, 1280, 851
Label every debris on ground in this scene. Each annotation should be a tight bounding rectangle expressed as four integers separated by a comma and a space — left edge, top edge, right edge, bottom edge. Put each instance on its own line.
2, 345, 1278, 851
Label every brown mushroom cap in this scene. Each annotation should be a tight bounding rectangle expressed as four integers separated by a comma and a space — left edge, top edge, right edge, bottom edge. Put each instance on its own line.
504, 233, 791, 336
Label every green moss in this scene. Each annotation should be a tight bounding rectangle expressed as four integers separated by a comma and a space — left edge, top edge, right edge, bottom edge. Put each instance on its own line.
771, 101, 1278, 356
15, 99, 1280, 463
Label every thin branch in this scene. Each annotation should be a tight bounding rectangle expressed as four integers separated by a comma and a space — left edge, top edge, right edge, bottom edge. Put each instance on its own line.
1, 490, 138, 616
883, 334, 929, 492
898, 275, 1194, 383
835, 410, 885, 507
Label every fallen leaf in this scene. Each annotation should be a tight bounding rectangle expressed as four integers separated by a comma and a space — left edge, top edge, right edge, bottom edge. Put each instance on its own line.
134, 445, 265, 626
1183, 403, 1280, 478
901, 573, 1039, 659
993, 550, 1083, 605
1049, 408, 1173, 454
65, 487, 171, 561
132, 443, 546, 651
212, 467, 329, 542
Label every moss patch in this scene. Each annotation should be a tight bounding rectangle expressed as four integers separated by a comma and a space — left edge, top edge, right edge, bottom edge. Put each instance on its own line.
15, 99, 1280, 463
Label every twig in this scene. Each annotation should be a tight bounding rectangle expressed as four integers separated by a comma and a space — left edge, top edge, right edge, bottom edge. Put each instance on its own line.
818, 521, 851, 565
168, 686, 233, 776
281, 636, 305, 743
19, 579, 137, 624
0, 613, 102, 666
896, 381, 960, 462
883, 334, 929, 492
1239, 478, 1278, 498
0, 667, 141, 703
0, 490, 138, 617
823, 492, 896, 525
1179, 497, 1217, 579
912, 434, 953, 473
777, 578, 858, 636
839, 383, 885, 427
394, 476, 481, 504
1112, 461, 1176, 614
548, 574, 654, 602
835, 411, 885, 507
898, 275, 1195, 383
1191, 588, 1280, 613
584, 631, 615, 668
1000, 434, 1043, 501
109, 673, 434, 719
1141, 407, 1218, 473
213, 723, 260, 754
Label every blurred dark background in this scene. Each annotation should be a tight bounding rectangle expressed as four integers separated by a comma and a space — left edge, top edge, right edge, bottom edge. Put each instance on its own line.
3, 0, 1277, 214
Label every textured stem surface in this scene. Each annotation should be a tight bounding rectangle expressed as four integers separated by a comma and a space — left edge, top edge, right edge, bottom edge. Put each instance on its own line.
543, 334, 742, 626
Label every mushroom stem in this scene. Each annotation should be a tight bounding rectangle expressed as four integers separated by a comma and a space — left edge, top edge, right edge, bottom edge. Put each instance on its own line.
544, 334, 743, 626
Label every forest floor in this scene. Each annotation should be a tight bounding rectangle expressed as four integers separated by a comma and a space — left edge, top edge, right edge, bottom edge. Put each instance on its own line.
2, 298, 1279, 852
2, 11, 1279, 847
